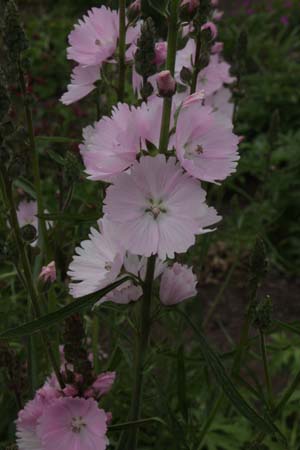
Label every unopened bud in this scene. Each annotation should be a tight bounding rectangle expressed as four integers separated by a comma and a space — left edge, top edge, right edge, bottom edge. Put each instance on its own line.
181, 0, 199, 14
180, 66, 192, 84
20, 224, 37, 243
154, 41, 167, 66
253, 295, 273, 331
157, 70, 176, 97
250, 238, 268, 282
127, 0, 141, 21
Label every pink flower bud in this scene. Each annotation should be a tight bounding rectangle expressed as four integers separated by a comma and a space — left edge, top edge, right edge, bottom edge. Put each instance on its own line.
154, 41, 167, 66
160, 263, 197, 306
211, 41, 224, 54
156, 70, 176, 97
181, 0, 199, 13
201, 21, 218, 39
92, 371, 116, 397
129, 0, 141, 12
83, 387, 95, 398
63, 384, 78, 397
39, 261, 56, 283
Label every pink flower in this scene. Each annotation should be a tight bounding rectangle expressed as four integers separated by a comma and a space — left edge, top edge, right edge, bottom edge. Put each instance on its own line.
196, 55, 235, 96
160, 263, 197, 305
181, 0, 200, 13
37, 397, 109, 450
201, 21, 218, 39
206, 87, 234, 127
175, 95, 239, 183
39, 261, 56, 283
68, 218, 124, 298
80, 103, 140, 182
154, 41, 168, 66
103, 155, 220, 259
157, 70, 176, 97
135, 95, 174, 149
67, 6, 140, 67
17, 200, 38, 229
16, 383, 60, 450
60, 65, 100, 105
211, 41, 224, 54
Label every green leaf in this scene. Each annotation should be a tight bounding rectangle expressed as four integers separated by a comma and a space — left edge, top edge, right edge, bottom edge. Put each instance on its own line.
274, 320, 300, 336
47, 149, 66, 166
38, 212, 100, 223
142, 0, 169, 17
14, 177, 37, 199
0, 277, 131, 340
176, 310, 286, 444
109, 417, 166, 431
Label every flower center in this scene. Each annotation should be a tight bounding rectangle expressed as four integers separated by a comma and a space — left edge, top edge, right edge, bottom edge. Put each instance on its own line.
71, 416, 86, 433
145, 199, 167, 219
184, 144, 204, 160
104, 261, 112, 271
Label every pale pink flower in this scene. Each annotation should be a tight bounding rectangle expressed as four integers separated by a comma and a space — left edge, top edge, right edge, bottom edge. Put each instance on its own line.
80, 103, 140, 182
160, 263, 197, 305
60, 65, 100, 105
16, 384, 60, 450
175, 39, 196, 82
103, 155, 220, 259
196, 55, 235, 96
68, 218, 124, 298
201, 21, 218, 39
135, 95, 174, 149
67, 6, 140, 67
206, 87, 234, 127
98, 252, 166, 305
17, 200, 38, 229
175, 95, 239, 183
37, 397, 109, 450
39, 261, 56, 283
157, 70, 176, 97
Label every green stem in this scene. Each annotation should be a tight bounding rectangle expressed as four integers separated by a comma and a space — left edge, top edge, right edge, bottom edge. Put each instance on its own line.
0, 169, 64, 389
259, 330, 273, 408
18, 62, 50, 263
203, 258, 238, 329
197, 393, 223, 449
158, 0, 179, 154
92, 314, 100, 374
123, 255, 156, 450
190, 33, 201, 94
118, 0, 126, 102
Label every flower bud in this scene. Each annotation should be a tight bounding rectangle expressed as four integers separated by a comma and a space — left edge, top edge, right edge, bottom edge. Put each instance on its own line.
135, 17, 156, 79
253, 295, 273, 332
127, 0, 141, 22
157, 70, 176, 97
154, 41, 167, 66
181, 0, 200, 14
180, 66, 192, 84
39, 261, 56, 284
201, 21, 218, 40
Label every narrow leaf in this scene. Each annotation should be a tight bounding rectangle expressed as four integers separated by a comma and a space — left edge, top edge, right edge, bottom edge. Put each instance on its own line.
176, 310, 286, 444
14, 178, 37, 199
36, 136, 80, 144
0, 278, 131, 340
109, 417, 166, 431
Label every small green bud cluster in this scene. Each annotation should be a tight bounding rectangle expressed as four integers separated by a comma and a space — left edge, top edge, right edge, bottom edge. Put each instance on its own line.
253, 295, 273, 332
134, 17, 156, 99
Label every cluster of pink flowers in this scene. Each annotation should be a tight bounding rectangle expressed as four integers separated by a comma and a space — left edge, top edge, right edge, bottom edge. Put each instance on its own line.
16, 352, 115, 450
63, 0, 239, 308
15, 1, 241, 448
